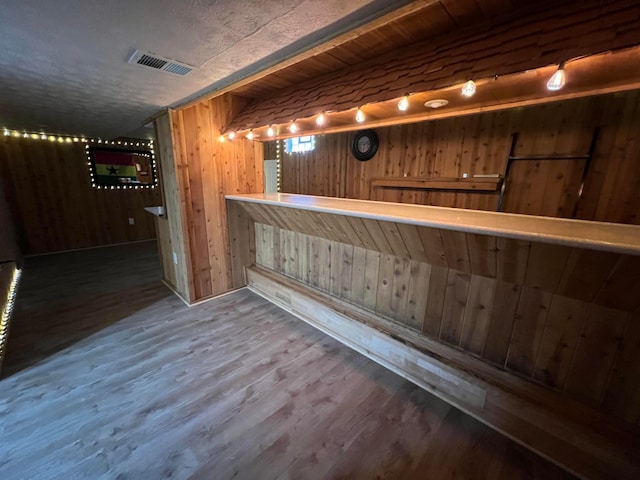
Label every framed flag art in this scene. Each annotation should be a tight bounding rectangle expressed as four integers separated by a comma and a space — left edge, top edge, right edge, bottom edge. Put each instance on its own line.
87, 147, 157, 188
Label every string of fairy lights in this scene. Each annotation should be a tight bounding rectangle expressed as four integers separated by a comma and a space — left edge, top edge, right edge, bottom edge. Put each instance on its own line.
84, 144, 157, 190
0, 265, 21, 368
218, 62, 568, 142
2, 128, 157, 190
276, 139, 281, 192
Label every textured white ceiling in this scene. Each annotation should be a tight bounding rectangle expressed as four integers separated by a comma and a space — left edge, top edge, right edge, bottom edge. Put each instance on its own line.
0, 0, 402, 139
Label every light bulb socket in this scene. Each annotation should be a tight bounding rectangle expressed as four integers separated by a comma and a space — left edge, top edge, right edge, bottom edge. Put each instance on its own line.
461, 80, 476, 98
546, 61, 567, 91
398, 95, 409, 112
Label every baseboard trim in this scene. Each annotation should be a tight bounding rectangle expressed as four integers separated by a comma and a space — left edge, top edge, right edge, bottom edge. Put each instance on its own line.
161, 280, 249, 308
25, 239, 157, 257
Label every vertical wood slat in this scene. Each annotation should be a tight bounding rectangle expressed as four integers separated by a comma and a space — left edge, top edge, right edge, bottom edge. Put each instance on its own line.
422, 265, 449, 338
506, 287, 553, 376
601, 313, 640, 423
405, 261, 431, 331
532, 296, 587, 389
363, 249, 381, 311
375, 254, 396, 318
440, 270, 471, 346
482, 280, 522, 366
460, 275, 496, 355
563, 305, 627, 406
389, 256, 412, 321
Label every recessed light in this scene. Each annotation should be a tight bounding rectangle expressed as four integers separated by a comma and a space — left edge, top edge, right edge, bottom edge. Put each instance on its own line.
424, 99, 449, 109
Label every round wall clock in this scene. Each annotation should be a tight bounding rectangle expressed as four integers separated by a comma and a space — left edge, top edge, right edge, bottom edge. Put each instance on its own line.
351, 129, 379, 161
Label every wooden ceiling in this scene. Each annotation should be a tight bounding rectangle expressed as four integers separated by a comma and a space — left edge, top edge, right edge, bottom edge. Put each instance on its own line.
230, 48, 640, 141
231, 0, 519, 99
177, 0, 640, 139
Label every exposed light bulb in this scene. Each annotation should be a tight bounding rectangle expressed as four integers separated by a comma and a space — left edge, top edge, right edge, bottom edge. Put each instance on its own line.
461, 80, 476, 98
228, 131, 236, 140
355, 107, 365, 123
2, 129, 9, 136
267, 125, 275, 137
289, 122, 298, 133
316, 113, 326, 126
547, 62, 566, 91
41, 134, 47, 140
398, 96, 409, 111
246, 130, 254, 140
218, 135, 225, 143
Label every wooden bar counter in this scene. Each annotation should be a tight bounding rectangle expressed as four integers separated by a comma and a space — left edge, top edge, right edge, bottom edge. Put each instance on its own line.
226, 193, 640, 480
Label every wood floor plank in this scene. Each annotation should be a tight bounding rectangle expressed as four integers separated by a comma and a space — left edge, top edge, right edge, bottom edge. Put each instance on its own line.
0, 242, 574, 480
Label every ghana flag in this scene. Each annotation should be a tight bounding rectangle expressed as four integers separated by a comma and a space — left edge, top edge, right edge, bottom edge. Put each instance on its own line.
91, 149, 140, 185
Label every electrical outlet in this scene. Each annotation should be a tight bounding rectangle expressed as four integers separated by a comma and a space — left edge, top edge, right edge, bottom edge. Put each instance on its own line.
173, 252, 178, 265
128, 217, 135, 225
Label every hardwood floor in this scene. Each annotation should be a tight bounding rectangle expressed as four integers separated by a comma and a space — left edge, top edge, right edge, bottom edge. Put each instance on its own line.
0, 241, 575, 479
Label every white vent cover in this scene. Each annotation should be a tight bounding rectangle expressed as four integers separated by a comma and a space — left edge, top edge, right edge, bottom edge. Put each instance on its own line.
128, 50, 193, 76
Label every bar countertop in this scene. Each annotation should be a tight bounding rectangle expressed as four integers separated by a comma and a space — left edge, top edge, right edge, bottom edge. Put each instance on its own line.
226, 193, 640, 255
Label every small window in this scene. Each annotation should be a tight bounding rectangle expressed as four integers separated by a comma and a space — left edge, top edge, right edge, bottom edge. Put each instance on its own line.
285, 136, 315, 154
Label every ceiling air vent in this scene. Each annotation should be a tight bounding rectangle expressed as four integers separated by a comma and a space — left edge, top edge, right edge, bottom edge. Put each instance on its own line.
128, 50, 193, 76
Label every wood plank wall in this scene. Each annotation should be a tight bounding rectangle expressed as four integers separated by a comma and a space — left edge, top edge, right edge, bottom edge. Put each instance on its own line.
0, 136, 161, 254
278, 91, 640, 224
154, 112, 189, 297
167, 94, 264, 302
0, 179, 20, 264
238, 201, 640, 426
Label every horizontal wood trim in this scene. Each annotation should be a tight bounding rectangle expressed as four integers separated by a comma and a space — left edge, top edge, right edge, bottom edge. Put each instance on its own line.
371, 176, 502, 191
247, 265, 640, 480
226, 194, 640, 255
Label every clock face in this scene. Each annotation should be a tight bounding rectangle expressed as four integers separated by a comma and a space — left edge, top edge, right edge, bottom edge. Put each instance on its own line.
351, 129, 379, 161
357, 136, 371, 153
